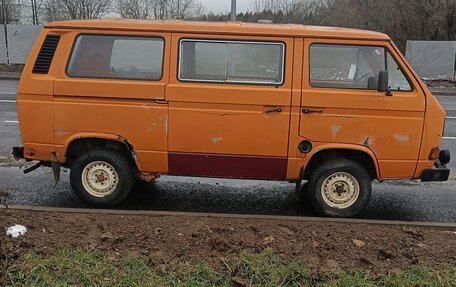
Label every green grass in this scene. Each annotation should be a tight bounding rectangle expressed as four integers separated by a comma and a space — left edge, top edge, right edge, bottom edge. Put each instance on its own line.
2, 249, 456, 287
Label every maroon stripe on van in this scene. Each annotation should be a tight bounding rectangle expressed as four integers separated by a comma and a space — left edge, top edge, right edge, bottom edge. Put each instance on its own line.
168, 152, 288, 180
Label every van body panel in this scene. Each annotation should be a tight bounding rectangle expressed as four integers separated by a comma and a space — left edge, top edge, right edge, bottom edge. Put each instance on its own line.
51, 30, 171, 173
300, 39, 426, 179
285, 38, 305, 179
414, 91, 446, 178
385, 42, 446, 178
17, 28, 64, 162
166, 33, 293, 180
168, 152, 288, 179
17, 94, 54, 147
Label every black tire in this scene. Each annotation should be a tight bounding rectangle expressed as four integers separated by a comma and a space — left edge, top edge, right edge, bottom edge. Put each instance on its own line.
296, 183, 313, 211
70, 149, 134, 207
307, 159, 372, 218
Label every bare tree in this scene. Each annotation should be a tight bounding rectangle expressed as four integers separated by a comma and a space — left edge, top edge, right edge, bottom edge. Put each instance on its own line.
118, 0, 205, 20
117, 0, 153, 19
30, 0, 46, 24
45, 0, 111, 21
0, 0, 19, 24
161, 0, 205, 19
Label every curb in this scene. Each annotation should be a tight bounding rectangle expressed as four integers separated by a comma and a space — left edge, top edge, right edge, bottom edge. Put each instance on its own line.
429, 89, 456, 96
2, 205, 456, 229
0, 76, 20, 81
431, 92, 456, 96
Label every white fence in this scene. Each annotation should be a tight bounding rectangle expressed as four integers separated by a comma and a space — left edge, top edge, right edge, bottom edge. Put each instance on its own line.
0, 27, 7, 64
0, 24, 43, 65
406, 41, 456, 81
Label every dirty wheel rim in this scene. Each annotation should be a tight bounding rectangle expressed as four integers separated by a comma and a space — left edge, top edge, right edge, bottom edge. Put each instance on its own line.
321, 172, 360, 209
82, 161, 119, 198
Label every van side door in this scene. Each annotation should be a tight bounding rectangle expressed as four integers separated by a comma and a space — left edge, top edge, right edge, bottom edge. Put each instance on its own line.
53, 31, 171, 174
166, 34, 294, 180
301, 39, 426, 179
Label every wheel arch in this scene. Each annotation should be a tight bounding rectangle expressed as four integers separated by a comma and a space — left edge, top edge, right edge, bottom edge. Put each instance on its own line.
302, 145, 381, 181
64, 133, 140, 175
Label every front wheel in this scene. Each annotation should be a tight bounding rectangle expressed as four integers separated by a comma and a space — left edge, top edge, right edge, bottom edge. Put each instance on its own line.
70, 149, 134, 207
307, 159, 372, 218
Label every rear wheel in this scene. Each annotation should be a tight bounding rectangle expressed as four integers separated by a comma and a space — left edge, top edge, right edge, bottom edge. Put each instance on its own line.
307, 159, 372, 217
70, 149, 134, 207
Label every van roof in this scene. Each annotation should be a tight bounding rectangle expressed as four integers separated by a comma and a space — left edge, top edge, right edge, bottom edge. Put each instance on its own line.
45, 19, 391, 41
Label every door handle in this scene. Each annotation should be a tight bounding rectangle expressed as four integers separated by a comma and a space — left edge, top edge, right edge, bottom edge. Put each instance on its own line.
302, 108, 323, 114
155, 99, 168, 104
264, 107, 283, 114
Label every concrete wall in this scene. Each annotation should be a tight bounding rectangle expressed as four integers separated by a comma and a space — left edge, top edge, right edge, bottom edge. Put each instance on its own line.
0, 27, 7, 64
406, 41, 456, 81
6, 24, 43, 64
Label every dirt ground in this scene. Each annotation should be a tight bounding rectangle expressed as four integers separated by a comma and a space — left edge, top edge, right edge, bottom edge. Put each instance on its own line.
1, 209, 455, 277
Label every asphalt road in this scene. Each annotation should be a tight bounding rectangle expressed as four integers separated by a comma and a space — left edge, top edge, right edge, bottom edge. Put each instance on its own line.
1, 79, 455, 222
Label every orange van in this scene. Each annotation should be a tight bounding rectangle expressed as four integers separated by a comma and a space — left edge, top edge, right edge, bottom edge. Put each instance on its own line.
13, 19, 451, 217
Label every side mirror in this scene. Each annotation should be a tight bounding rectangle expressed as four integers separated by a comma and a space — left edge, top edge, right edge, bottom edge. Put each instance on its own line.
378, 70, 392, 96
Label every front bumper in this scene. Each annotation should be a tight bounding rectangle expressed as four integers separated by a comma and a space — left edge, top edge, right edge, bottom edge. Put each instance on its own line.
421, 150, 451, 182
421, 165, 450, 182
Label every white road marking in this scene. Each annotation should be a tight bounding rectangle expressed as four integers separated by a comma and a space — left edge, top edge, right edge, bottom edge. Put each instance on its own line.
0, 100, 16, 103
0, 92, 16, 95
446, 117, 456, 119
3, 120, 18, 123
443, 137, 456, 140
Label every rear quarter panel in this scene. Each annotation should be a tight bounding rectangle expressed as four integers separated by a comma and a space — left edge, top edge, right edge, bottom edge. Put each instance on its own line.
17, 28, 64, 160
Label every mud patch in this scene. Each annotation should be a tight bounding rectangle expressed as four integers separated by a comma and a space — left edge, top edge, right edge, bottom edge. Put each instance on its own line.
0, 209, 455, 273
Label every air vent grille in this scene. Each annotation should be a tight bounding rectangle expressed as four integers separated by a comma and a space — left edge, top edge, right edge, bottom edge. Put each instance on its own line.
32, 34, 60, 74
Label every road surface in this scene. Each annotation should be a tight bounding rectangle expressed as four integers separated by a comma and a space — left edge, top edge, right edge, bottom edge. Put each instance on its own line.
1, 79, 455, 222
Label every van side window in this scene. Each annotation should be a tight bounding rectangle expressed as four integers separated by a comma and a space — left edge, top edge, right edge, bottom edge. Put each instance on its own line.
387, 52, 412, 91
179, 39, 285, 85
67, 35, 164, 81
310, 44, 385, 90
310, 44, 413, 92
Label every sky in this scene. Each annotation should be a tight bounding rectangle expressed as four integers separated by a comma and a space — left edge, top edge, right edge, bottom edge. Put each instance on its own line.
202, 0, 253, 14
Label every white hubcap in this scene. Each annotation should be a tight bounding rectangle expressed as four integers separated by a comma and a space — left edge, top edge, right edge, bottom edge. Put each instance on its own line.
82, 161, 119, 198
321, 172, 360, 209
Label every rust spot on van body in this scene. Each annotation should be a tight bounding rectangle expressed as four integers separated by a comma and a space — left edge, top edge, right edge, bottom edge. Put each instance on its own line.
55, 129, 69, 136
331, 125, 342, 141
362, 137, 374, 147
395, 134, 410, 143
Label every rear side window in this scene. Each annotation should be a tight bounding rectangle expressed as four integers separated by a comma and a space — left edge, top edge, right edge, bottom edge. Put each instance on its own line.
310, 44, 412, 91
67, 35, 164, 81
179, 39, 285, 85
